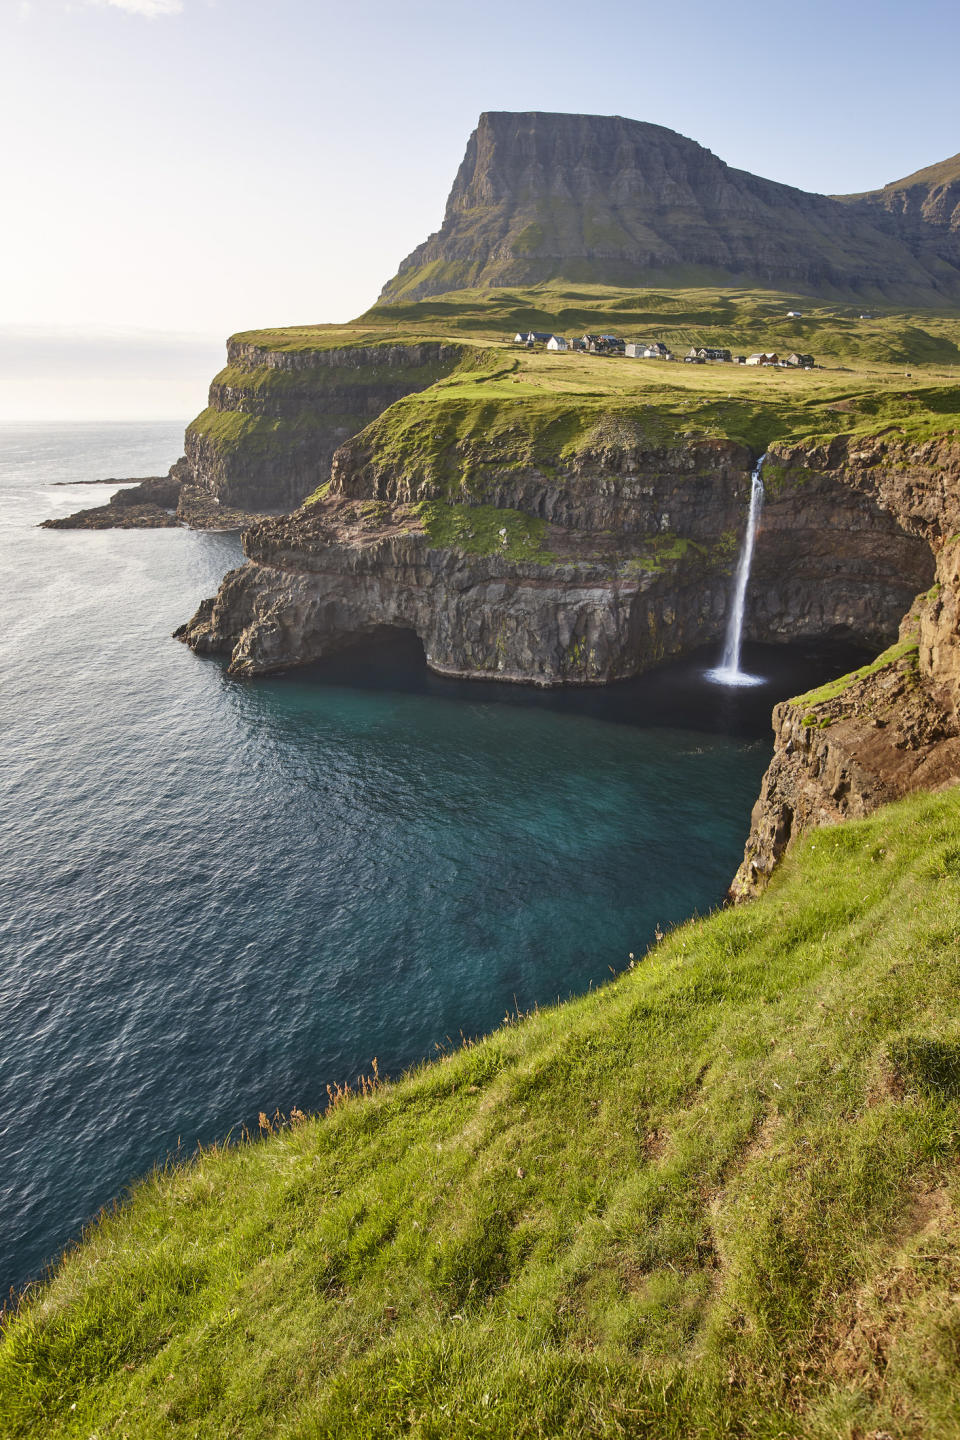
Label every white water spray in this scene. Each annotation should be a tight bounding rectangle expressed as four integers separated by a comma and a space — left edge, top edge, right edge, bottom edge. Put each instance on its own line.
706, 454, 766, 687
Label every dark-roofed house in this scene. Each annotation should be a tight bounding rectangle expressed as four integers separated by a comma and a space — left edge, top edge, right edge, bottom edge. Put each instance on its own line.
583, 334, 625, 354
785, 352, 815, 368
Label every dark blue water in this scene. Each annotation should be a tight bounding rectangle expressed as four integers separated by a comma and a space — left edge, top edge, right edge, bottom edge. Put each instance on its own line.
0, 423, 869, 1297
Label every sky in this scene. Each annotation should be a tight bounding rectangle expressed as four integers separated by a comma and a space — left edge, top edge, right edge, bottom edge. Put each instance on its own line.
2, 0, 958, 420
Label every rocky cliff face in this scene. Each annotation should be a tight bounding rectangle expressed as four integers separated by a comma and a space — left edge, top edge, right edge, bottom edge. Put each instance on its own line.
732, 433, 960, 898
380, 112, 960, 304
182, 340, 467, 511
176, 424, 931, 687
176, 438, 751, 684
837, 153, 960, 273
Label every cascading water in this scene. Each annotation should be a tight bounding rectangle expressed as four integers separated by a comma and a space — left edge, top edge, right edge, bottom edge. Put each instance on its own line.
706, 454, 766, 687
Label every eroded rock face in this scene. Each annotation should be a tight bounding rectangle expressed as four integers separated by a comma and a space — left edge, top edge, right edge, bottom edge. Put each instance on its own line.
732, 434, 960, 898
176, 435, 932, 688
176, 491, 736, 685
183, 341, 467, 512
380, 112, 960, 304
41, 475, 181, 529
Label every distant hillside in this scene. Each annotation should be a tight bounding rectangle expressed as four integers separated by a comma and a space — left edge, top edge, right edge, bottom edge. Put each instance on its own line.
380, 112, 960, 307
838, 151, 960, 227
836, 152, 960, 285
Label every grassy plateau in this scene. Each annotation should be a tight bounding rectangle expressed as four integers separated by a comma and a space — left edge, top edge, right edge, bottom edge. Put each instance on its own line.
199, 285, 960, 480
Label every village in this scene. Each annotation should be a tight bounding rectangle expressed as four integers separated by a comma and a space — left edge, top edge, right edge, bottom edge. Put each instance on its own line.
512, 329, 816, 368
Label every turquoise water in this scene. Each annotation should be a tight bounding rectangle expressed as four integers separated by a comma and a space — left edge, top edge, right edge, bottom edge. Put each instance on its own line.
0, 423, 865, 1296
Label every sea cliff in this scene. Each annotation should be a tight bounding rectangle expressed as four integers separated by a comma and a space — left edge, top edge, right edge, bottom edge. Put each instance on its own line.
183, 339, 469, 511
177, 406, 932, 688
732, 432, 960, 895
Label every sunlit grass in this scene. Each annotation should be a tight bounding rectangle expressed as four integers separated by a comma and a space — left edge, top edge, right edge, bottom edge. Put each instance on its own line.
3, 789, 960, 1437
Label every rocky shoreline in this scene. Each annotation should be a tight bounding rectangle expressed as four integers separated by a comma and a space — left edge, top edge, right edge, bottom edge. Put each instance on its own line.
42, 461, 276, 532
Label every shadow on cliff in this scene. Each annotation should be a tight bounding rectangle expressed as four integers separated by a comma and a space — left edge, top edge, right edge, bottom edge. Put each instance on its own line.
251, 629, 875, 744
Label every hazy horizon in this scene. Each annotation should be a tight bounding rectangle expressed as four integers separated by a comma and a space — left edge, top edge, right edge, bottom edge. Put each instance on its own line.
4, 0, 958, 419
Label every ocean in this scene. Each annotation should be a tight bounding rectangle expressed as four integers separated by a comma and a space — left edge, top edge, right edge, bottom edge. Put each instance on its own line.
0, 421, 866, 1296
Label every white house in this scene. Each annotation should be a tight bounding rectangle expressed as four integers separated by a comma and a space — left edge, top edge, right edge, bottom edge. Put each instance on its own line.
546, 335, 569, 351
626, 341, 671, 359
786, 310, 803, 318
746, 352, 780, 366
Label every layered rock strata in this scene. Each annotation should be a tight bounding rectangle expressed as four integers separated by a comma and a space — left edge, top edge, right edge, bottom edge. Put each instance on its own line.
182, 340, 467, 511
177, 431, 930, 686
381, 112, 960, 304
177, 490, 735, 686
732, 433, 960, 897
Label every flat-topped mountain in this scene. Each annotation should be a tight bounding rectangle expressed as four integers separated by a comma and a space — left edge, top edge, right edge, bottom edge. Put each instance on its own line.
380, 111, 960, 305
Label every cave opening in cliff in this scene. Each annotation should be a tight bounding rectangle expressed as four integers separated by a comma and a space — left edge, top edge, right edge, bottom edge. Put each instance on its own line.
303, 626, 429, 688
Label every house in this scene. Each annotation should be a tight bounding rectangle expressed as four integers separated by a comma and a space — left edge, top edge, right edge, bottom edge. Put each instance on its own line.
571, 337, 588, 352
513, 333, 527, 344
684, 349, 706, 364
695, 347, 732, 362
626, 341, 672, 359
785, 352, 815, 368
514, 331, 553, 345
582, 333, 625, 355
787, 310, 803, 318
546, 335, 569, 351
746, 352, 779, 366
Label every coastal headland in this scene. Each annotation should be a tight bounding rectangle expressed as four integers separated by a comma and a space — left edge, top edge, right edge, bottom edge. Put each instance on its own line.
9, 112, 960, 1437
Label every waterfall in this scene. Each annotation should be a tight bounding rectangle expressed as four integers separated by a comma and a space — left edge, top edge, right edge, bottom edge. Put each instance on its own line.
707, 454, 766, 687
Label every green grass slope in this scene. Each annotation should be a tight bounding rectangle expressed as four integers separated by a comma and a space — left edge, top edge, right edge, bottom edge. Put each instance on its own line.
3, 789, 960, 1438
238, 284, 960, 371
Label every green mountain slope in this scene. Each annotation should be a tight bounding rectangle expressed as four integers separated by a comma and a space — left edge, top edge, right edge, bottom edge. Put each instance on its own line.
380, 113, 960, 307
3, 787, 960, 1438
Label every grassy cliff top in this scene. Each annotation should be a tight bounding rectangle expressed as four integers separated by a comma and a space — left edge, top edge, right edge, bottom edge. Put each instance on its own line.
210, 286, 960, 466
231, 283, 960, 368
341, 353, 960, 478
3, 788, 960, 1438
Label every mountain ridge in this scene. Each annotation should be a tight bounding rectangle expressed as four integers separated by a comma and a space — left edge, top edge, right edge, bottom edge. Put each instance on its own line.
381, 111, 960, 305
